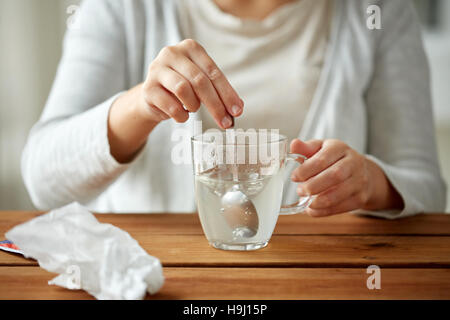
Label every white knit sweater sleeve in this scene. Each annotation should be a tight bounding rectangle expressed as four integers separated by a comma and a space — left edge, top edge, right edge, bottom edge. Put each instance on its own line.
361, 0, 447, 218
21, 0, 130, 210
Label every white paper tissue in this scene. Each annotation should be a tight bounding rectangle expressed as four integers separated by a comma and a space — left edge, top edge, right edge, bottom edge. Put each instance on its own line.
5, 202, 164, 300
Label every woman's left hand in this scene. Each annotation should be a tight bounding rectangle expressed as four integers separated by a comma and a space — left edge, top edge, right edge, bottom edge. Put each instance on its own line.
290, 139, 403, 217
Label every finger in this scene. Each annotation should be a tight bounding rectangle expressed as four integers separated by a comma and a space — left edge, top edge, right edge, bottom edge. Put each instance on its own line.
297, 156, 354, 196
166, 52, 233, 129
307, 174, 359, 209
290, 139, 322, 158
180, 39, 244, 117
144, 86, 188, 123
291, 140, 346, 182
156, 67, 200, 112
305, 193, 362, 217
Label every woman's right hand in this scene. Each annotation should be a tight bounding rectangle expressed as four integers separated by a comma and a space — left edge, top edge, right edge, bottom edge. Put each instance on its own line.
108, 39, 244, 163
141, 39, 244, 128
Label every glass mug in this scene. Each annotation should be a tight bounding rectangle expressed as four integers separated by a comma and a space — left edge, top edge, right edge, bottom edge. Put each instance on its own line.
191, 130, 313, 251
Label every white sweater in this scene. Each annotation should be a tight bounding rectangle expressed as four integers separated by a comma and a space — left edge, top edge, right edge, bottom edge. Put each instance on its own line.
22, 0, 447, 218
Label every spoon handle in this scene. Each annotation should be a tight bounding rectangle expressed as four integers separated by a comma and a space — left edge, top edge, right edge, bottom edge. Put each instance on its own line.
231, 164, 239, 182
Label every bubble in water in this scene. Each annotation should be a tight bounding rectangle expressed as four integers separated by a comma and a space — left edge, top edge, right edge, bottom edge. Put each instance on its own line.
249, 172, 259, 180
232, 226, 257, 238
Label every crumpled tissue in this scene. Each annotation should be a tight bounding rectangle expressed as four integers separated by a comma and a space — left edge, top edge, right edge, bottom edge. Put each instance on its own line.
5, 202, 164, 300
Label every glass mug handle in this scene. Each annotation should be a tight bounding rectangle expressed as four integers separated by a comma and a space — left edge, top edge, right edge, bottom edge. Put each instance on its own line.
279, 153, 315, 215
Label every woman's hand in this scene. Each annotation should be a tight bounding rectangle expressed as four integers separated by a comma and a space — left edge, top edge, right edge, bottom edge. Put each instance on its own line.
141, 39, 243, 127
108, 39, 244, 163
290, 139, 404, 217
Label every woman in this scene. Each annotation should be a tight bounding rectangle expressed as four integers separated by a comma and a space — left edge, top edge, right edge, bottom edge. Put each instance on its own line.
22, 0, 446, 218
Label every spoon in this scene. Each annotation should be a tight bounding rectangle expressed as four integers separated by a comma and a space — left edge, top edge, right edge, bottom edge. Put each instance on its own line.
220, 165, 259, 238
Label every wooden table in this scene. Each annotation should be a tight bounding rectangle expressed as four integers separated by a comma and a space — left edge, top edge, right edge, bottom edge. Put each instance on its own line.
1, 211, 450, 299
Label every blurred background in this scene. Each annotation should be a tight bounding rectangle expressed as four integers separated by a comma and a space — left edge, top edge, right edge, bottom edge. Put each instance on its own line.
0, 0, 449, 211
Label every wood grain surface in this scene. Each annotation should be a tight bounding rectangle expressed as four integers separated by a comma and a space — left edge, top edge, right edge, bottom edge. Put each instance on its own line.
1, 212, 449, 299
2, 234, 450, 268
1, 212, 450, 236
1, 267, 449, 300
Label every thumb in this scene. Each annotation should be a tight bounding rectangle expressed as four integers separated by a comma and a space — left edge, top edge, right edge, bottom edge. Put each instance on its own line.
290, 139, 323, 158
